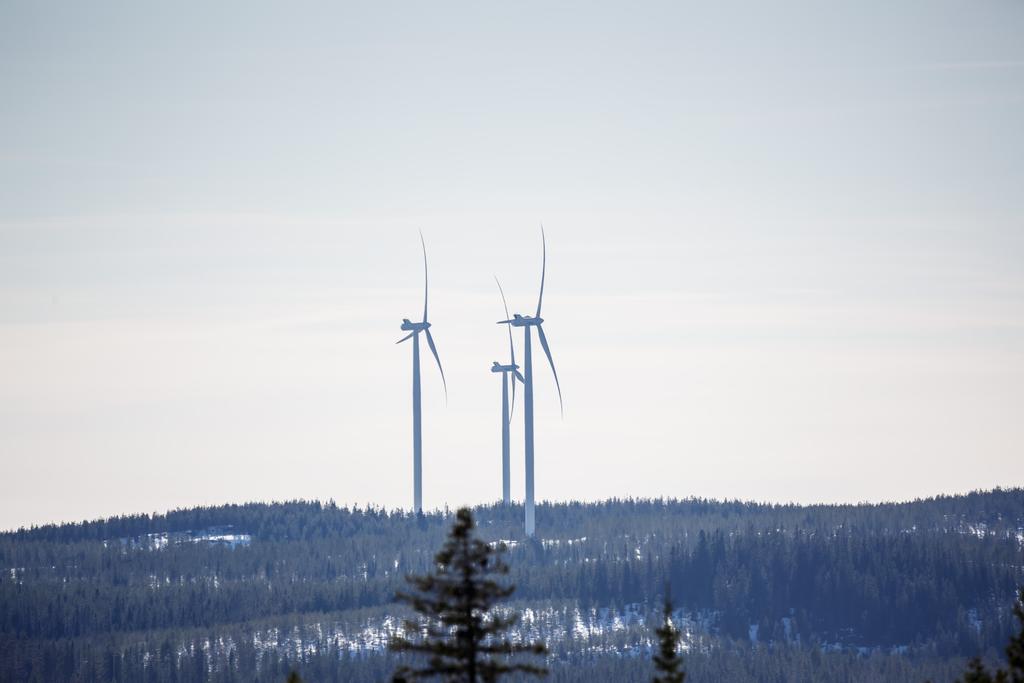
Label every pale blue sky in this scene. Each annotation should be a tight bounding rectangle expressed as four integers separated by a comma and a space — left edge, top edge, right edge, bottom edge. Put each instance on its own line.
1, 1, 1023, 529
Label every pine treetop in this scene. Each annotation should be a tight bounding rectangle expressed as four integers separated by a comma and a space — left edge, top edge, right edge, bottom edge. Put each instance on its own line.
390, 507, 547, 682
954, 588, 1024, 683
653, 594, 686, 683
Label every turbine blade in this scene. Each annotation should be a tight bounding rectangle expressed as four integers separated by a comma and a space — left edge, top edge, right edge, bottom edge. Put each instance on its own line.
494, 276, 516, 367
496, 319, 515, 325
509, 369, 516, 422
420, 231, 429, 323
536, 324, 563, 417
396, 332, 414, 344
514, 370, 525, 383
536, 225, 546, 318
495, 276, 512, 320
424, 328, 447, 403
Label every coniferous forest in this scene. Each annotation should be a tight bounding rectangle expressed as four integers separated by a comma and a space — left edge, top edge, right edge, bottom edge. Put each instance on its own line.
2, 489, 1023, 682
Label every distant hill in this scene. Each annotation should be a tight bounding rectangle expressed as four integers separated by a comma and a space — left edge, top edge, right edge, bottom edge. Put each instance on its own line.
2, 489, 1023, 682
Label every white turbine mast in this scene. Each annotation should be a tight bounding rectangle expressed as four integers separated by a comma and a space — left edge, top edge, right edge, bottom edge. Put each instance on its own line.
396, 232, 447, 514
497, 227, 563, 536
492, 276, 525, 506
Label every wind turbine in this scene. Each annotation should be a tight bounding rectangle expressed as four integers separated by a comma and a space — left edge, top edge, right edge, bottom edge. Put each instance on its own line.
491, 277, 525, 506
497, 227, 563, 537
396, 233, 447, 514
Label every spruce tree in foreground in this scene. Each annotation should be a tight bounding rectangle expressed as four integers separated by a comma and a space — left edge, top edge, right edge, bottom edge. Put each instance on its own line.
953, 587, 1024, 683
652, 593, 686, 683
389, 507, 547, 682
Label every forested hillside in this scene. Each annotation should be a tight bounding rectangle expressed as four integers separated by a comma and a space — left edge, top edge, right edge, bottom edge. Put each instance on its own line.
2, 489, 1023, 681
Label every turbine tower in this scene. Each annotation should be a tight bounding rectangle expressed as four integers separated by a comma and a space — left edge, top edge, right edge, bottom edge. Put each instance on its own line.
396, 233, 447, 514
497, 228, 563, 537
492, 277, 524, 506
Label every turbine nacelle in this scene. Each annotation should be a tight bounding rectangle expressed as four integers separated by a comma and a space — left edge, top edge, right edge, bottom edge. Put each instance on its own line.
401, 319, 431, 332
497, 313, 543, 327
491, 361, 520, 373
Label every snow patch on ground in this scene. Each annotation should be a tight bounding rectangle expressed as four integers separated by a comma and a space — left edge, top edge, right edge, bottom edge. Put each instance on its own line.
968, 608, 982, 634
541, 536, 587, 548
220, 602, 707, 663
108, 527, 252, 552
